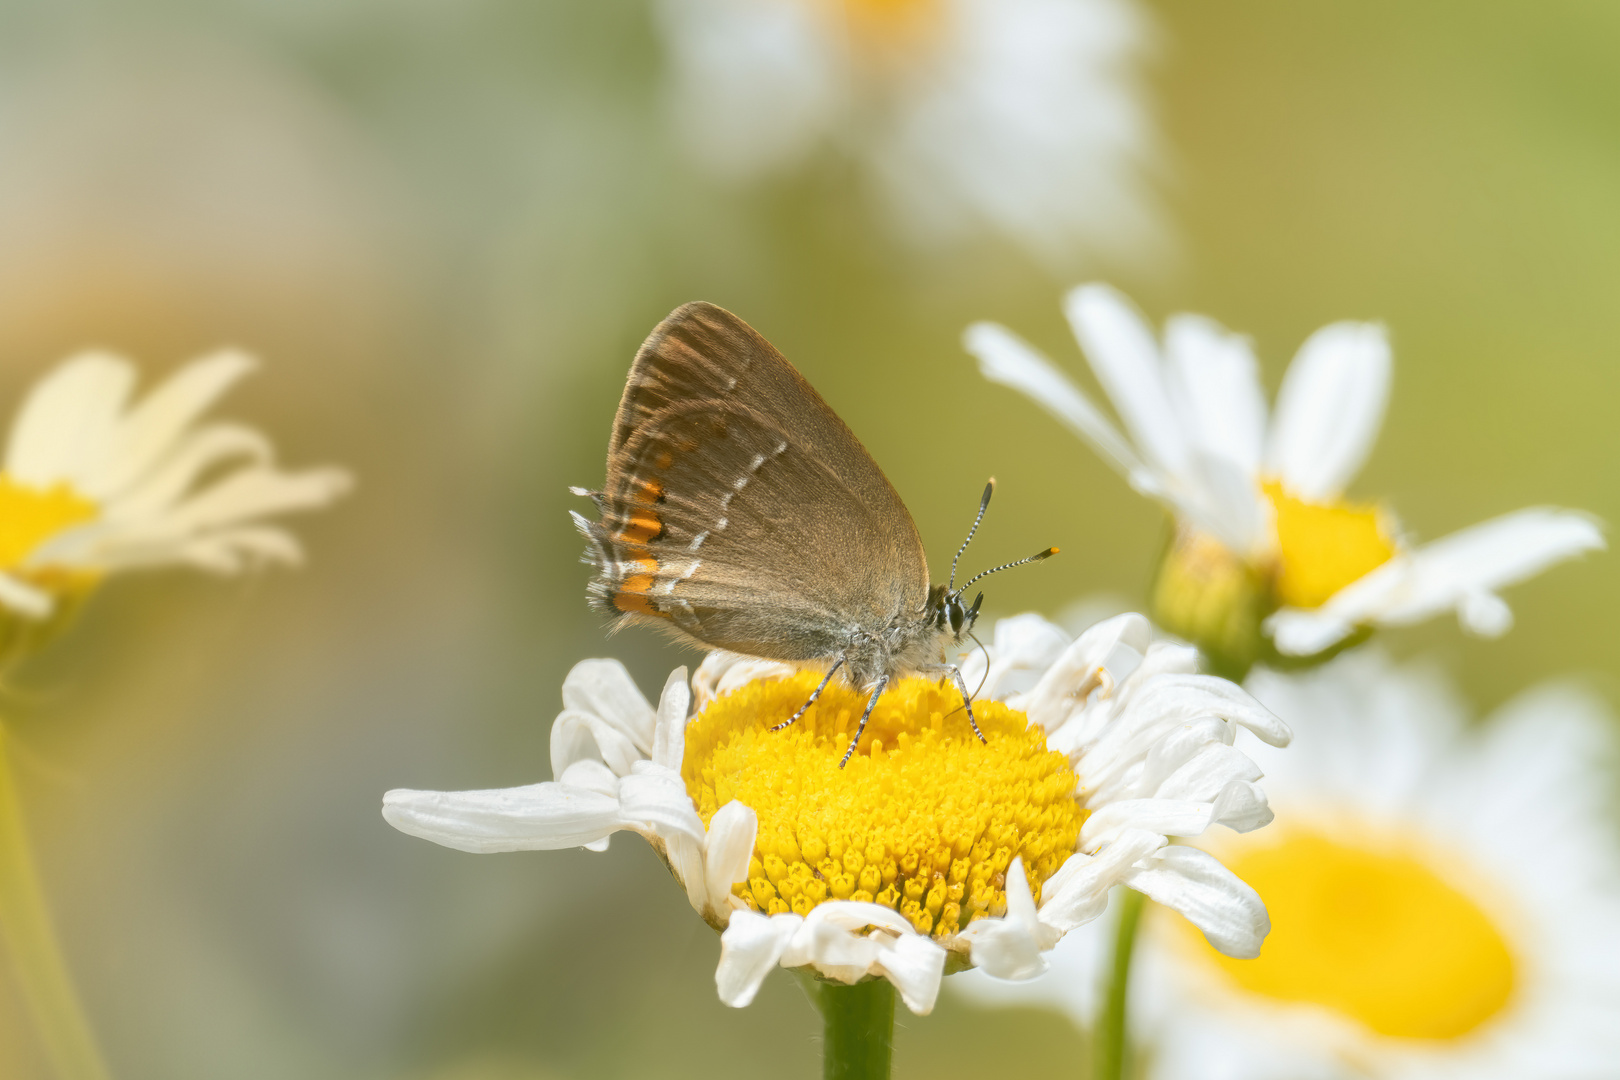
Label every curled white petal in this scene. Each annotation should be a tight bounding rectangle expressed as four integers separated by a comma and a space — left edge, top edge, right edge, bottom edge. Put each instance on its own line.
716, 909, 803, 1008
703, 800, 757, 916
1123, 845, 1270, 959
959, 858, 1049, 980
652, 666, 692, 770
562, 659, 656, 755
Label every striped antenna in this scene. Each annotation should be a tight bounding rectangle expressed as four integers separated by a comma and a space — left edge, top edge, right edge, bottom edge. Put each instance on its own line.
958, 546, 1059, 593
949, 479, 996, 591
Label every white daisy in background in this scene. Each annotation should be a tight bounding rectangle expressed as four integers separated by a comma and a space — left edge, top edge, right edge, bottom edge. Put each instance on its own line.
958, 648, 1620, 1079
383, 612, 1291, 1014
0, 349, 352, 641
652, 0, 1167, 266
966, 285, 1604, 674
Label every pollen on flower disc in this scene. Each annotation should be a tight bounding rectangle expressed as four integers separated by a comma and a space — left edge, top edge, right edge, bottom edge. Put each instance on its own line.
682, 671, 1084, 940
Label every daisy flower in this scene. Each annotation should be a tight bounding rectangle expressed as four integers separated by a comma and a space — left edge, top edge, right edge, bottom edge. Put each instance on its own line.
958, 648, 1620, 1079
382, 612, 1290, 1017
652, 0, 1167, 266
0, 349, 352, 646
966, 284, 1603, 674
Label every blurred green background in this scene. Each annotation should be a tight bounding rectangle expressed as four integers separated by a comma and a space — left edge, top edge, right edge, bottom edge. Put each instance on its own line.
0, 1, 1615, 1077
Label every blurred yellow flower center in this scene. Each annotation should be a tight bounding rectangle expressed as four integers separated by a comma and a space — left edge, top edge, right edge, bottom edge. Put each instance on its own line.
682, 671, 1083, 939
1264, 481, 1395, 609
825, 0, 941, 50
1197, 827, 1516, 1040
0, 476, 97, 570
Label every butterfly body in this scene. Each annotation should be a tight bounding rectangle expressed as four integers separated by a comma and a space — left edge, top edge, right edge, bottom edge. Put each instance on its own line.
572, 302, 1049, 763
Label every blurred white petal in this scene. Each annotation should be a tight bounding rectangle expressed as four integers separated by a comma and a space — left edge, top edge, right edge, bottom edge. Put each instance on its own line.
1265, 321, 1390, 501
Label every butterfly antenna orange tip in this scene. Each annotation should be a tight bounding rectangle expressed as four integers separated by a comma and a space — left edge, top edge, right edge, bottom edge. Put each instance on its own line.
957, 545, 1059, 592
949, 480, 996, 591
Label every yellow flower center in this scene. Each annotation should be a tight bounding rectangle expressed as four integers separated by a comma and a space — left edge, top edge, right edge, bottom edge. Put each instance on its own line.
0, 475, 97, 571
1187, 826, 1516, 1040
820, 0, 942, 53
682, 672, 1083, 939
1264, 481, 1396, 609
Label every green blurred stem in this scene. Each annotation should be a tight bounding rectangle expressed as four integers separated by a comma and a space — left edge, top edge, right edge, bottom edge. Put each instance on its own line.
806, 975, 895, 1080
0, 725, 110, 1080
1094, 888, 1145, 1080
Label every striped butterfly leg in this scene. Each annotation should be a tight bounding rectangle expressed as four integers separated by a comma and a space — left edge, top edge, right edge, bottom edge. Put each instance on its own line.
919, 663, 988, 745
839, 675, 890, 769
771, 657, 846, 733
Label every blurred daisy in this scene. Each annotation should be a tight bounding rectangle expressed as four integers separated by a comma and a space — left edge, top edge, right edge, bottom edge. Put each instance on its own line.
0, 349, 352, 637
967, 285, 1603, 673
652, 0, 1167, 266
383, 612, 1290, 1014
959, 649, 1620, 1079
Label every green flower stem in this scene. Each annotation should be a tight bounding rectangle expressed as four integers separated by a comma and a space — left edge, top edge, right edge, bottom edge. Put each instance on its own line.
1094, 887, 1145, 1080
805, 975, 895, 1080
0, 725, 110, 1080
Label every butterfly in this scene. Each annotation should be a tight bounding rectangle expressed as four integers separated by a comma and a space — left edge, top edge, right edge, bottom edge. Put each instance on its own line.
571, 302, 1056, 766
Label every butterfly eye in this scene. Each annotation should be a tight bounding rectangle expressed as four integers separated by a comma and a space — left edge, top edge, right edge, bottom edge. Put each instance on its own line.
949, 599, 966, 635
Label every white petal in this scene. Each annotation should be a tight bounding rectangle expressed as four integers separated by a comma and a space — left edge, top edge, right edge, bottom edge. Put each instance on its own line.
550, 708, 645, 778
1121, 845, 1270, 959
1369, 507, 1604, 627
959, 612, 1071, 702
619, 762, 706, 842
88, 349, 258, 499
381, 782, 624, 852
958, 858, 1048, 980
0, 572, 54, 618
1038, 828, 1165, 934
1080, 799, 1213, 850
5, 351, 135, 487
562, 659, 657, 755
169, 466, 353, 531
1016, 612, 1151, 733
1265, 321, 1390, 501
1459, 589, 1514, 636
870, 931, 948, 1015
703, 800, 757, 912
1263, 606, 1358, 657
97, 422, 273, 523
651, 667, 692, 770
716, 910, 803, 1008
1065, 284, 1191, 483
691, 650, 797, 708
965, 321, 1151, 490
556, 759, 618, 797
1164, 314, 1267, 480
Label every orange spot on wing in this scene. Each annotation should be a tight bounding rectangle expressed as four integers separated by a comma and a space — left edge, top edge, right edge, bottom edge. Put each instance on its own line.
612, 557, 669, 618
633, 477, 664, 501
617, 510, 663, 544
655, 451, 675, 470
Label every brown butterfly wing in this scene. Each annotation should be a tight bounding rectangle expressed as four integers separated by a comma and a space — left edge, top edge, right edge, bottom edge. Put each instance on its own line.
576, 302, 931, 662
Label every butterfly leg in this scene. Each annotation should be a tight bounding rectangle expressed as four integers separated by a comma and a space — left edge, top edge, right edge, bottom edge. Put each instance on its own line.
839, 675, 890, 769
771, 657, 845, 733
916, 663, 988, 745
945, 664, 988, 745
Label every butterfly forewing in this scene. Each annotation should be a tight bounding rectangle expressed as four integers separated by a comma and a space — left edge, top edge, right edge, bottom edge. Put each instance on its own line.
581, 303, 931, 660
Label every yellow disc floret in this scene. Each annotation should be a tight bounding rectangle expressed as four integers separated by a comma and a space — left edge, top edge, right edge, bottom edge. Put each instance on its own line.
682, 671, 1083, 940
1185, 826, 1516, 1040
1264, 481, 1396, 609
0, 476, 98, 571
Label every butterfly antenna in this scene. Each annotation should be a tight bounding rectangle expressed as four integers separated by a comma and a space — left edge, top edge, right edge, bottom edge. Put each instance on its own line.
949, 480, 996, 591
958, 546, 1059, 593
